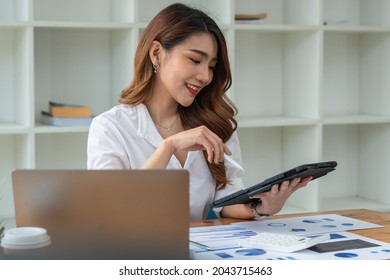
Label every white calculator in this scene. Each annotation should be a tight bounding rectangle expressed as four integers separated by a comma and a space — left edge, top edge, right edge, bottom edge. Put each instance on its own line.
239, 232, 330, 253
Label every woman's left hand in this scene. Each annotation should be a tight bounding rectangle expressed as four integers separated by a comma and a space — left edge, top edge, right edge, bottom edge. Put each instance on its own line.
252, 176, 312, 215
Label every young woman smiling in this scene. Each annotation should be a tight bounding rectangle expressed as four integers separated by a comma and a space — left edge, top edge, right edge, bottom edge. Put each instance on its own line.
87, 3, 311, 220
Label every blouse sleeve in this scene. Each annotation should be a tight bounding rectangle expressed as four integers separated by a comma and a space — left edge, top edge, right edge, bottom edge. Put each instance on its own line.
87, 115, 131, 170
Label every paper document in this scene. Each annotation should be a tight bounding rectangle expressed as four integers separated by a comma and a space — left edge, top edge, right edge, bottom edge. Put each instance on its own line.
190, 214, 388, 260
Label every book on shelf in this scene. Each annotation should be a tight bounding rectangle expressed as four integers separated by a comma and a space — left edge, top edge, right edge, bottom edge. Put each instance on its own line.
40, 101, 94, 126
48, 101, 92, 117
235, 13, 268, 25
40, 111, 94, 126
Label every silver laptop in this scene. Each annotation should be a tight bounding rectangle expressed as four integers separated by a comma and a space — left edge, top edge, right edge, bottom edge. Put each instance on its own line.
11, 169, 189, 260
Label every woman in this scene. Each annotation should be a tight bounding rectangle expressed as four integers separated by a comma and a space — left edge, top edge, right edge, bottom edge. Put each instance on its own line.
87, 3, 311, 220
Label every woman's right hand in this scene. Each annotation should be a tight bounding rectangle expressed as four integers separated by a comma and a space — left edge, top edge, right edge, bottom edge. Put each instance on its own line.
141, 125, 231, 169
166, 125, 231, 164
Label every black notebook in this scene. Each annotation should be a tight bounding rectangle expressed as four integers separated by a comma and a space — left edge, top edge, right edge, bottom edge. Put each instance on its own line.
211, 161, 337, 208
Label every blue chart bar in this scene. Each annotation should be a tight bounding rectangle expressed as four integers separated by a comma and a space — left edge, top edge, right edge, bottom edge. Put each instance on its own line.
190, 225, 258, 252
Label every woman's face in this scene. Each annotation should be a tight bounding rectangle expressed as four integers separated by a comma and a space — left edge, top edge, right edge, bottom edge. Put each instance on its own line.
155, 32, 218, 107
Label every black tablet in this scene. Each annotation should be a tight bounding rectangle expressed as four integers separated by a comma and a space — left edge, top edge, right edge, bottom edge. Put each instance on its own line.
211, 161, 337, 208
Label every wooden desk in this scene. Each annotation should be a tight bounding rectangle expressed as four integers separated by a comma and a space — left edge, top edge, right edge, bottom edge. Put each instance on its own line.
1, 209, 389, 259
191, 208, 390, 243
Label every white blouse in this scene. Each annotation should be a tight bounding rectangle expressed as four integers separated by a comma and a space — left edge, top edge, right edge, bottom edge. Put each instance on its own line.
87, 104, 245, 220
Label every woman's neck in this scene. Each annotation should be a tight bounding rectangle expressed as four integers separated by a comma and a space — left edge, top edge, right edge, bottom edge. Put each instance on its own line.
145, 92, 179, 126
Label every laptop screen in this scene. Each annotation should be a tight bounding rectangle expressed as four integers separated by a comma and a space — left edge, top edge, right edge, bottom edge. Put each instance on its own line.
11, 169, 190, 260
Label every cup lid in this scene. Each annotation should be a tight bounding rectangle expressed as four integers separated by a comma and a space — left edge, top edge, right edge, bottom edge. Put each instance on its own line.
1, 227, 51, 250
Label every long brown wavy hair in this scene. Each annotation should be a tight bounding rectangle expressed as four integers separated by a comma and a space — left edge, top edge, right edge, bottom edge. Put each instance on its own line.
120, 3, 237, 189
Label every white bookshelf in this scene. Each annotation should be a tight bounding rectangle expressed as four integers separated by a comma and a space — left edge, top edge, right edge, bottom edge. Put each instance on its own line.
1, 0, 390, 218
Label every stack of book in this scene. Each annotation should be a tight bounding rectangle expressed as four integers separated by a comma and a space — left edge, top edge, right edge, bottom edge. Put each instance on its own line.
235, 13, 268, 24
40, 101, 94, 126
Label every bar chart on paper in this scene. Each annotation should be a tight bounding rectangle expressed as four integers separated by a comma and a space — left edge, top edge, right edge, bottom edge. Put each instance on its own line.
190, 214, 390, 260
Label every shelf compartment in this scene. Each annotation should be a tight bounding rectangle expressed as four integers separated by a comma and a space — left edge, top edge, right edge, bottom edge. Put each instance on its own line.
235, 0, 321, 26
321, 197, 390, 213
321, 124, 390, 211
34, 124, 90, 134
237, 125, 321, 211
237, 125, 321, 184
234, 29, 320, 120
323, 114, 390, 125
323, 0, 390, 27
234, 25, 319, 32
323, 31, 390, 118
34, 28, 133, 123
237, 116, 317, 128
0, 134, 32, 218
0, 0, 29, 21
0, 27, 31, 127
136, 0, 231, 25
35, 133, 89, 169
33, 0, 134, 23
32, 21, 134, 29
0, 122, 29, 134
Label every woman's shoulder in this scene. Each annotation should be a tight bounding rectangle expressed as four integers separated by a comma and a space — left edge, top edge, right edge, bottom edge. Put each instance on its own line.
90, 104, 144, 132
94, 104, 141, 121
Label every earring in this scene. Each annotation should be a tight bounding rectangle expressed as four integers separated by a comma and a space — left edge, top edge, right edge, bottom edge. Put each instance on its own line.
153, 63, 158, 73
